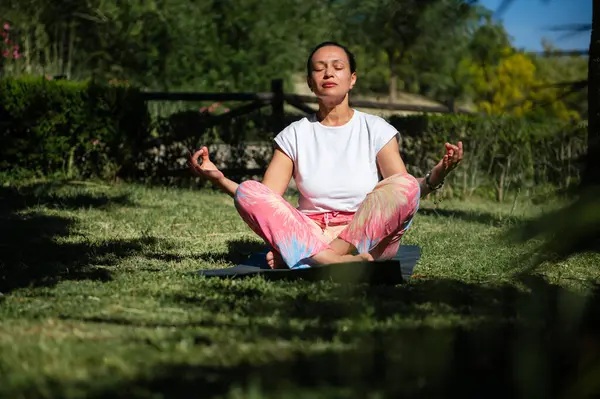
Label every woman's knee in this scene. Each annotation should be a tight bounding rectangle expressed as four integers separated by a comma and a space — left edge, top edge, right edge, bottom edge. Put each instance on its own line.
382, 172, 418, 188
235, 179, 260, 196
234, 180, 273, 209
375, 173, 420, 199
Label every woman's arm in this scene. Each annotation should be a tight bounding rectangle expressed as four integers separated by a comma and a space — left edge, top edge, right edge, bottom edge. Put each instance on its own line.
189, 145, 293, 198
188, 147, 239, 197
376, 138, 431, 198
377, 136, 408, 178
376, 137, 463, 198
261, 147, 294, 196
210, 176, 240, 198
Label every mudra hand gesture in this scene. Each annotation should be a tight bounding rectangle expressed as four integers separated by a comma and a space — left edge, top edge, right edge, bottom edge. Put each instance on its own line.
187, 146, 224, 181
430, 141, 463, 185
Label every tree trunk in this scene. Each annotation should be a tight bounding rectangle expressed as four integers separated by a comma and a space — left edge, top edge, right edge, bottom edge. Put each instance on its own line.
387, 48, 398, 103
583, 0, 600, 188
389, 72, 398, 103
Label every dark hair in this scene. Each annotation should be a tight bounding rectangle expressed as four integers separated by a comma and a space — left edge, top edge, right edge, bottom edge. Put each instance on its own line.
306, 41, 356, 77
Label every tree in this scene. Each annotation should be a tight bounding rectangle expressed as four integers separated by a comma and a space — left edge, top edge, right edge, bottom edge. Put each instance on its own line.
404, 3, 487, 102
532, 40, 588, 119
0, 0, 343, 91
583, 2, 599, 188
467, 46, 581, 121
342, 0, 476, 102
494, 0, 599, 268
493, 0, 596, 187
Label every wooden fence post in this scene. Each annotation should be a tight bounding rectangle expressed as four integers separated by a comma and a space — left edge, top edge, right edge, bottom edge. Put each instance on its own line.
446, 99, 457, 113
271, 79, 285, 135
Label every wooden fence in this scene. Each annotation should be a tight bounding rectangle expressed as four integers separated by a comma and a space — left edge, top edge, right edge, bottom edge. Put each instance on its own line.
141, 79, 473, 135
137, 73, 585, 178
140, 79, 477, 178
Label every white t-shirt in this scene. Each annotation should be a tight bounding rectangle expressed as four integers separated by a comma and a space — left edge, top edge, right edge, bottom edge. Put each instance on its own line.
274, 109, 399, 214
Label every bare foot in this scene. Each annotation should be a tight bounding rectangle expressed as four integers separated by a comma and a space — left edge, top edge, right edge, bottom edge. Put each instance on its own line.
310, 249, 374, 266
328, 238, 356, 256
266, 250, 286, 269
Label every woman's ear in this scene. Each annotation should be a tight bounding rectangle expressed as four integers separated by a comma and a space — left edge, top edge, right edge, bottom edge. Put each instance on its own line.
349, 72, 357, 91
306, 76, 314, 92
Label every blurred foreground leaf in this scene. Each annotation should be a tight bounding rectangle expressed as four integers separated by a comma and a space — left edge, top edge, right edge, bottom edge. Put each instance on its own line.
508, 185, 600, 272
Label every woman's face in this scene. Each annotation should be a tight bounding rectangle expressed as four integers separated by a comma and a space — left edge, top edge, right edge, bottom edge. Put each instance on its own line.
307, 45, 356, 100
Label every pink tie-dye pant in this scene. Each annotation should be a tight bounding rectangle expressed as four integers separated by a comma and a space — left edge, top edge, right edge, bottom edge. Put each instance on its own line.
233, 172, 420, 269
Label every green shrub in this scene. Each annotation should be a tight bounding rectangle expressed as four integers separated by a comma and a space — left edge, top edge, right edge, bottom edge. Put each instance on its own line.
388, 114, 587, 201
0, 77, 150, 181
0, 76, 586, 202
144, 106, 305, 185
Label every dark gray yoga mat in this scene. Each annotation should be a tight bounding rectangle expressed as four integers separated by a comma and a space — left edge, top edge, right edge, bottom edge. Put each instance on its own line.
197, 245, 421, 285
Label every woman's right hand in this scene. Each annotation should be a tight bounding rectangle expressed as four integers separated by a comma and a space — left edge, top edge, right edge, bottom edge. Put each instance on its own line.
187, 146, 225, 181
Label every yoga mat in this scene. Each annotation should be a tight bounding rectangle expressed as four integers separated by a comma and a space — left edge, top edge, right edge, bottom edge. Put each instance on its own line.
197, 245, 421, 285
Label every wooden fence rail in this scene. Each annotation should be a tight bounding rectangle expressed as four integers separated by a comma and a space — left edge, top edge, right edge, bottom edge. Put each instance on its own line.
141, 91, 275, 102
140, 79, 474, 134
140, 90, 469, 113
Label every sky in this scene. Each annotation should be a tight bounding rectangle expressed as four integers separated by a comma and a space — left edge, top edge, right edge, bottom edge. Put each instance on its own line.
477, 0, 592, 52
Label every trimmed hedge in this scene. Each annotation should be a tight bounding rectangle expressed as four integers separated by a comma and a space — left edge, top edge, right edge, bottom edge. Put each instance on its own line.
0, 77, 587, 202
0, 77, 150, 180
388, 114, 587, 201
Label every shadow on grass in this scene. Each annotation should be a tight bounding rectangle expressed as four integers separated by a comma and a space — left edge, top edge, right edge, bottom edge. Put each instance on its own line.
62, 278, 600, 398
417, 206, 522, 227
0, 183, 148, 293
151, 238, 267, 265
84, 328, 524, 398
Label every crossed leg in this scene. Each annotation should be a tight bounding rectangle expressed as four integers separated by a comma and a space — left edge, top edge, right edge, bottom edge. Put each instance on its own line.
233, 172, 420, 269
336, 172, 420, 259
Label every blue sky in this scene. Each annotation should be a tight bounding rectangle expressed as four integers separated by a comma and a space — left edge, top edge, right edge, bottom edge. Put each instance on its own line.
477, 0, 592, 51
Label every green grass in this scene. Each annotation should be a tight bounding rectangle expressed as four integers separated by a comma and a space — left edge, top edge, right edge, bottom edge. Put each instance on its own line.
0, 180, 599, 399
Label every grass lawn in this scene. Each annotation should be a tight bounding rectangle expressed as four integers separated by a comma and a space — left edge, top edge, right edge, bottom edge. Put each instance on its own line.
1, 180, 599, 398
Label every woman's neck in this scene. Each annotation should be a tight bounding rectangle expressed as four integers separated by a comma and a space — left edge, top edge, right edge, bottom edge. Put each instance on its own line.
316, 96, 354, 127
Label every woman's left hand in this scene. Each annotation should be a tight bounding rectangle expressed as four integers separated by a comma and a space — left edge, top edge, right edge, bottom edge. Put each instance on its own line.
432, 141, 463, 183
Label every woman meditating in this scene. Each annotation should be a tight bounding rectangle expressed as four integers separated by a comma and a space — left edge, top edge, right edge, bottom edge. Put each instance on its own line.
188, 41, 463, 269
